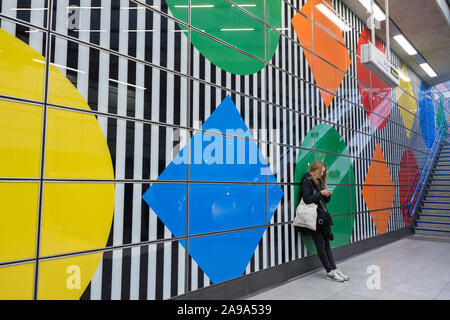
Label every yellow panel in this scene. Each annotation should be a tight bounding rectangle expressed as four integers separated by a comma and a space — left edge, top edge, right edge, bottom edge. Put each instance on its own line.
45, 108, 113, 179
0, 29, 45, 101
38, 252, 103, 300
395, 64, 417, 139
0, 100, 42, 178
40, 183, 114, 256
0, 263, 34, 300
0, 27, 115, 300
0, 183, 39, 263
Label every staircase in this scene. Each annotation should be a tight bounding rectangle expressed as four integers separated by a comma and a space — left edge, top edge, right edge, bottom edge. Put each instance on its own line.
415, 143, 450, 238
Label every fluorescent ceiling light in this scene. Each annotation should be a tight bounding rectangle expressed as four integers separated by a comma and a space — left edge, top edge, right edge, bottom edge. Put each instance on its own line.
393, 34, 417, 55
397, 69, 410, 82
65, 7, 103, 10
419, 63, 438, 77
33, 59, 86, 74
74, 29, 106, 32
10, 8, 47, 11
123, 29, 154, 32
231, 4, 257, 7
221, 28, 254, 31
174, 5, 214, 8
358, 0, 386, 21
121, 6, 158, 10
109, 78, 146, 90
316, 4, 351, 32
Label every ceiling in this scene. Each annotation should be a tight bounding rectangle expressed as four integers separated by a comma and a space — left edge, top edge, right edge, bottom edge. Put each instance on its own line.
340, 0, 450, 87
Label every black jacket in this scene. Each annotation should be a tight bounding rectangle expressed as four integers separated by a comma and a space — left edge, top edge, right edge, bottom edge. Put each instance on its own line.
300, 172, 333, 228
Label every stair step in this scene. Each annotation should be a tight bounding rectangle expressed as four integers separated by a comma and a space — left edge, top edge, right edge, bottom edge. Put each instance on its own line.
419, 214, 450, 222
428, 185, 450, 191
417, 220, 450, 229
420, 208, 450, 216
426, 191, 450, 197
422, 202, 450, 209
425, 195, 450, 200
415, 229, 450, 237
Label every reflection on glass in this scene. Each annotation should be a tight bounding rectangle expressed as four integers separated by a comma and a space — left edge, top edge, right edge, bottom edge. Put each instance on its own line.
1, 0, 48, 28
0, 100, 42, 178
0, 28, 46, 101
189, 184, 267, 235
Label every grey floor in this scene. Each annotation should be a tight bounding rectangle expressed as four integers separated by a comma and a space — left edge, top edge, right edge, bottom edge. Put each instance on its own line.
247, 235, 450, 300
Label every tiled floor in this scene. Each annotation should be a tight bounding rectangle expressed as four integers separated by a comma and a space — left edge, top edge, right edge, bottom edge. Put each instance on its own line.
247, 235, 450, 300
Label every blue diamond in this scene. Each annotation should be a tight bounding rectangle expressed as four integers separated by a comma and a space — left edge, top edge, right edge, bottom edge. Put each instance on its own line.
142, 96, 284, 284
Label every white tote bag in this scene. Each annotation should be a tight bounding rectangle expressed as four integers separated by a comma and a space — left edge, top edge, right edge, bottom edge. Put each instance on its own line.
293, 190, 318, 231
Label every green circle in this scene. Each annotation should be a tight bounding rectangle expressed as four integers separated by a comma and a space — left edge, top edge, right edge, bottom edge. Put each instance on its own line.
167, 0, 281, 75
294, 124, 356, 254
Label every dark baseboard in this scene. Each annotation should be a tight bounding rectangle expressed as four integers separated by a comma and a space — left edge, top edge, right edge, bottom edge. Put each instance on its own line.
171, 227, 413, 300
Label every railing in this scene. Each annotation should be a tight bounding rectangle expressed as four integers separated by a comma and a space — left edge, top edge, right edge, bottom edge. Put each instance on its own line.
407, 122, 446, 217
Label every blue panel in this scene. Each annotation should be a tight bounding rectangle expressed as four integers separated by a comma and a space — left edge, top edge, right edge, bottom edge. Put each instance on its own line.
189, 184, 267, 235
187, 228, 267, 284
142, 95, 284, 283
142, 183, 187, 237
419, 82, 436, 148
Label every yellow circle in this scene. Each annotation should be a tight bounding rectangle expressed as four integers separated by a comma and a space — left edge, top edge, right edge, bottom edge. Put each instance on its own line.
0, 29, 114, 300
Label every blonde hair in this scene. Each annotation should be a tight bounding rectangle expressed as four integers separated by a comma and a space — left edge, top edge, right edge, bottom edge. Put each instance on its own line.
308, 160, 327, 189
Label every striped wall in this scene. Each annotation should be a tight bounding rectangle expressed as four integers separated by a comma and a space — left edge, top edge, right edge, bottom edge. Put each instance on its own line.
0, 0, 447, 300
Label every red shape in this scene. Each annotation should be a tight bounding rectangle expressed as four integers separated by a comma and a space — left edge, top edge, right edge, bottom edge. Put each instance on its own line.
357, 28, 392, 129
399, 150, 419, 226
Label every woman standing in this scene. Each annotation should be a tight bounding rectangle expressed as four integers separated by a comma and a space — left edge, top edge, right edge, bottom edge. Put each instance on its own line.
299, 161, 349, 282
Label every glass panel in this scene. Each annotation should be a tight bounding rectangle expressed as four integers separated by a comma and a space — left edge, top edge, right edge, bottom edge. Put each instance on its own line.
44, 108, 113, 179
190, 26, 265, 76
48, 34, 189, 126
52, 1, 188, 73
187, 227, 266, 284
312, 55, 346, 109
0, 0, 48, 28
0, 262, 35, 300
0, 100, 42, 178
40, 182, 115, 256
0, 24, 47, 102
190, 0, 266, 74
189, 183, 267, 235
0, 182, 38, 262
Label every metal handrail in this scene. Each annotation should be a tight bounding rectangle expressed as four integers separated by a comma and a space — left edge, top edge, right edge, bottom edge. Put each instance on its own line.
407, 122, 445, 217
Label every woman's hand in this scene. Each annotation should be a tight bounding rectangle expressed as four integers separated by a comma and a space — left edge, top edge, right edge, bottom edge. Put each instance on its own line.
321, 189, 332, 197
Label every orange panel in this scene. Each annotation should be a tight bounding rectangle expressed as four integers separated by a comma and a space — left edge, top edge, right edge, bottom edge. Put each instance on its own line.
362, 142, 396, 234
292, 0, 350, 109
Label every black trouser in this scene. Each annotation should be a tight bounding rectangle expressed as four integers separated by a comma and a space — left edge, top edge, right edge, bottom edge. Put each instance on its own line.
309, 226, 336, 273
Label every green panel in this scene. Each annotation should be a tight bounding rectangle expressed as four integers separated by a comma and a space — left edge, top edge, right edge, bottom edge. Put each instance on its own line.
166, 0, 281, 75
294, 124, 356, 254
437, 98, 448, 140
